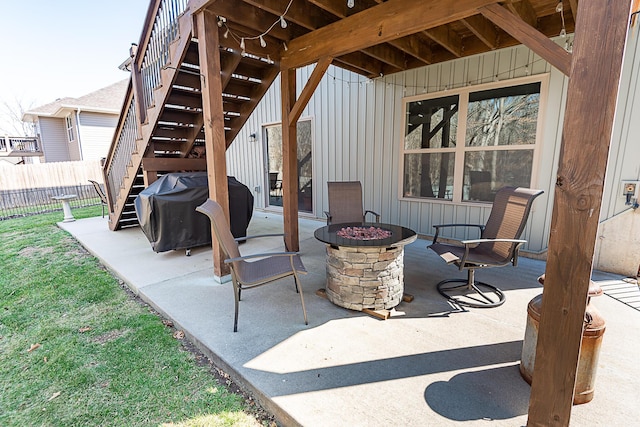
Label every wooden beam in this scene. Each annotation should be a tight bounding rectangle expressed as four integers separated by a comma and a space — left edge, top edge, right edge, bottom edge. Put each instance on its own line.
289, 56, 333, 126
250, 0, 414, 73
505, 0, 537, 28
424, 25, 463, 58
281, 67, 299, 252
527, 0, 634, 425
567, 0, 579, 20
479, 3, 572, 76
281, 0, 499, 70
461, 14, 498, 49
196, 9, 230, 279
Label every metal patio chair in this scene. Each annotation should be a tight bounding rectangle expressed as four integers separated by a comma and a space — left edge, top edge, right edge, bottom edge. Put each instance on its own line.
88, 180, 108, 218
196, 198, 308, 332
324, 181, 380, 224
428, 186, 543, 308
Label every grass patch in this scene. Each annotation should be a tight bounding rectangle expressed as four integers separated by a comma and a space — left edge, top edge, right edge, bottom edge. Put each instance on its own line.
0, 209, 272, 426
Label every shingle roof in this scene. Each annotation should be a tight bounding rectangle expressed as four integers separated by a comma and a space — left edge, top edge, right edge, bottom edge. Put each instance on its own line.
24, 79, 128, 118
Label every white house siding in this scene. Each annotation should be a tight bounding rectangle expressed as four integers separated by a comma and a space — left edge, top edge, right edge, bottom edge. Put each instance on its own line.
38, 117, 71, 163
227, 36, 638, 261
77, 112, 118, 161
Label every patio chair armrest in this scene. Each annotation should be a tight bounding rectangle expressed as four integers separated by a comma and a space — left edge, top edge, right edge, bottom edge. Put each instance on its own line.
234, 233, 285, 242
459, 239, 527, 267
460, 238, 527, 245
432, 223, 485, 243
224, 251, 299, 263
364, 210, 380, 223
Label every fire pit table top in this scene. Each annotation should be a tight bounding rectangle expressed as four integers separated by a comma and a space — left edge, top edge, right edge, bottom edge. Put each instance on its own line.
314, 222, 417, 248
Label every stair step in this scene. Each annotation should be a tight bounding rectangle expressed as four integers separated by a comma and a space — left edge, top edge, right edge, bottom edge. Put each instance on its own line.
224, 81, 257, 99
167, 92, 202, 109
174, 71, 201, 89
159, 110, 200, 124
152, 127, 191, 139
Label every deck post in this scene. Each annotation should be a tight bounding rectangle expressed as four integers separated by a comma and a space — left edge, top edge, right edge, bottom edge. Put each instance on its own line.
281, 67, 299, 252
196, 10, 230, 279
527, 1, 634, 425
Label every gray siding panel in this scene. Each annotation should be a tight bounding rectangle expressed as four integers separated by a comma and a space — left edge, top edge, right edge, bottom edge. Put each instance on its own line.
227, 38, 637, 254
39, 117, 70, 163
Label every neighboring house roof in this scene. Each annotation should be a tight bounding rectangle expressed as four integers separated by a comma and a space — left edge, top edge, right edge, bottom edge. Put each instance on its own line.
22, 79, 129, 121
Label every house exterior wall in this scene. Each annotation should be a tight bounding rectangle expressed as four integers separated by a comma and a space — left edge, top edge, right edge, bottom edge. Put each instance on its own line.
593, 29, 640, 276
227, 34, 640, 274
77, 111, 118, 161
38, 117, 71, 163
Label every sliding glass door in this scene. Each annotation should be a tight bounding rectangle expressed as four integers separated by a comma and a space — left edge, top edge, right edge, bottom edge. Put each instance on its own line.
264, 119, 313, 212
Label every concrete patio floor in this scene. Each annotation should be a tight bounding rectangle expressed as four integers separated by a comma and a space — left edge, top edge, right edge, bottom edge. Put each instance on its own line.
59, 211, 640, 426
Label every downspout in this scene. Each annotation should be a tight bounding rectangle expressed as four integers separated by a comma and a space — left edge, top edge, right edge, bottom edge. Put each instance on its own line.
75, 109, 83, 160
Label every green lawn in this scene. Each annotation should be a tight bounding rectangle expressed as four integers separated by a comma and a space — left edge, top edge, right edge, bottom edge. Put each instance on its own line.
0, 207, 272, 427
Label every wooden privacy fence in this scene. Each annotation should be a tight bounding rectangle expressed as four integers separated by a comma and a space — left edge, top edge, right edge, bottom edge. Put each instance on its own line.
0, 161, 105, 220
0, 160, 103, 190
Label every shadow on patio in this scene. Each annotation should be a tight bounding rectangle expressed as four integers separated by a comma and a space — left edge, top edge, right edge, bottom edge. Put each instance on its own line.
60, 212, 640, 427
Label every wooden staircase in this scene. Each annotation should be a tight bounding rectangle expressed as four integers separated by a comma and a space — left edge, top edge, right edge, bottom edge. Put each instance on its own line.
102, 0, 279, 230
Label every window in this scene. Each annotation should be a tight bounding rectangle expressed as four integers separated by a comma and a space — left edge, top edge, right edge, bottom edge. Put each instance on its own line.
66, 116, 74, 142
401, 78, 545, 203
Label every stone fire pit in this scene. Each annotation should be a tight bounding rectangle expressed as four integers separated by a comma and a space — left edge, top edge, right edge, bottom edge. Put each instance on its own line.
314, 223, 417, 312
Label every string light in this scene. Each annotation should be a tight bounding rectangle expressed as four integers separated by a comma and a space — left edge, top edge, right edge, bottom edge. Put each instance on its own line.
347, 0, 355, 8
557, 0, 567, 37
324, 57, 545, 92
218, 0, 293, 55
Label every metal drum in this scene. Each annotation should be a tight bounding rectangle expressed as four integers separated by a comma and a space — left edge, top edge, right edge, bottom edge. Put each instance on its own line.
520, 277, 606, 404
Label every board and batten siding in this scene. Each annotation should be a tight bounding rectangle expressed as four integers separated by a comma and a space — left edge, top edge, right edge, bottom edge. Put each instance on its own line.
227, 36, 639, 257
78, 112, 119, 161
38, 117, 71, 163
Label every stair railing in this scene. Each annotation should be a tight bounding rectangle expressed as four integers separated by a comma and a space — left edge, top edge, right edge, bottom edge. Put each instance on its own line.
104, 90, 139, 211
103, 0, 188, 224
138, 0, 188, 114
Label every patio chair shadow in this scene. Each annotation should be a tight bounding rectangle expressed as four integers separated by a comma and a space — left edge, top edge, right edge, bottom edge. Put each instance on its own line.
424, 364, 530, 422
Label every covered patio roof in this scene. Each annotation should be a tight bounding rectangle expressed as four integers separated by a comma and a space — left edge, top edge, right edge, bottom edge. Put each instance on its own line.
185, 1, 639, 425
190, 0, 576, 77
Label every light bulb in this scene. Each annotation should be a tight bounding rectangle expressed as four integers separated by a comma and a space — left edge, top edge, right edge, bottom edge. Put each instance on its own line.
223, 29, 229, 39
555, 0, 563, 13
283, 42, 288, 51
347, 0, 354, 8
259, 35, 267, 48
240, 38, 245, 50
280, 16, 287, 28
559, 28, 567, 38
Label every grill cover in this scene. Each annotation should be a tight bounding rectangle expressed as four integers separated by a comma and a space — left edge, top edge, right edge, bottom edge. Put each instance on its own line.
134, 172, 253, 252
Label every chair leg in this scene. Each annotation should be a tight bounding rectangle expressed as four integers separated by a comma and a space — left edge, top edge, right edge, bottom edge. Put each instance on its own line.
436, 269, 505, 308
232, 279, 241, 332
293, 271, 308, 325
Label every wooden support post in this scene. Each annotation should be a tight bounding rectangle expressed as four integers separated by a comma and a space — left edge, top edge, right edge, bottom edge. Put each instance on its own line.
281, 67, 299, 252
527, 1, 634, 425
196, 10, 230, 278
